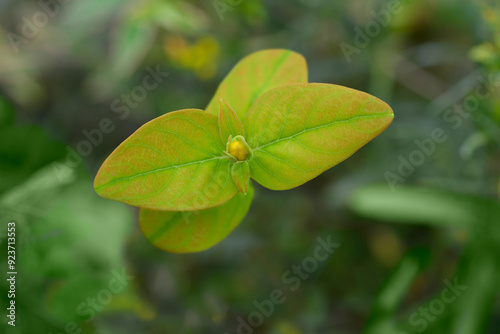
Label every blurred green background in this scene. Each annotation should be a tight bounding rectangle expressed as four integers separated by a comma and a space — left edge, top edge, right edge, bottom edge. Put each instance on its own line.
1, 0, 499, 333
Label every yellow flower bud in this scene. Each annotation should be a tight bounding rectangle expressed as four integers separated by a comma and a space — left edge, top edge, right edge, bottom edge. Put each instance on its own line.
228, 140, 249, 161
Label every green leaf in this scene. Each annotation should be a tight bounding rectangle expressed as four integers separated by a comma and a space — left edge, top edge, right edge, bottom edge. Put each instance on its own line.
244, 83, 394, 190
232, 161, 250, 194
364, 249, 430, 334
109, 18, 157, 78
86, 17, 157, 98
0, 125, 66, 195
348, 184, 479, 229
147, 0, 209, 34
139, 184, 254, 253
205, 49, 308, 119
0, 96, 14, 128
219, 98, 244, 143
61, 0, 123, 26
94, 109, 238, 211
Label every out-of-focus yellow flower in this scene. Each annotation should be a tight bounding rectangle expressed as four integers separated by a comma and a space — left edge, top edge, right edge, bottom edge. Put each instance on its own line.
368, 227, 405, 267
164, 35, 220, 80
470, 42, 498, 65
483, 6, 499, 28
272, 321, 302, 334
106, 292, 157, 320
477, 3, 500, 53
449, 229, 468, 244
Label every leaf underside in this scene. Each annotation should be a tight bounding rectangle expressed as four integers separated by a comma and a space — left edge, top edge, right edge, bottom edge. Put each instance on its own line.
244, 83, 394, 190
139, 184, 254, 253
94, 109, 238, 211
205, 49, 308, 120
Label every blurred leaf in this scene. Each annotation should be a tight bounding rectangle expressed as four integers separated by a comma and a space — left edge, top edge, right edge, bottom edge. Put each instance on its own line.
450, 251, 498, 334
61, 0, 124, 26
240, 0, 268, 25
244, 83, 394, 190
357, 186, 500, 333
364, 249, 430, 334
87, 16, 157, 97
24, 180, 134, 322
21, 180, 132, 278
449, 199, 500, 334
459, 132, 489, 159
140, 184, 253, 253
147, 0, 209, 34
348, 184, 481, 229
0, 125, 66, 195
0, 163, 75, 221
0, 96, 14, 128
1, 167, 135, 327
109, 17, 157, 77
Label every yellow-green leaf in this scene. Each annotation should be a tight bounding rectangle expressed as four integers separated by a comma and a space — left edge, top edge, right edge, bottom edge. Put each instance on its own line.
232, 161, 250, 194
219, 98, 244, 143
139, 184, 254, 253
205, 49, 308, 119
244, 83, 394, 190
94, 109, 238, 210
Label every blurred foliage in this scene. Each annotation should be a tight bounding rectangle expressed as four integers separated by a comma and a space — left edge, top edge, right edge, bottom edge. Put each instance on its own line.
470, 0, 500, 123
0, 0, 499, 333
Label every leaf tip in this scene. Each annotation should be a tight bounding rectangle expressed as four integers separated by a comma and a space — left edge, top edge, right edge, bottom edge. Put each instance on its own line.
237, 186, 248, 195
231, 161, 250, 195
